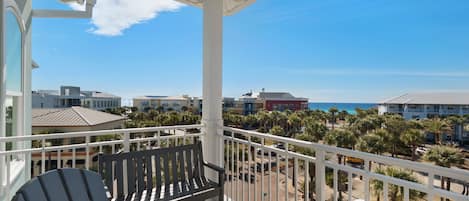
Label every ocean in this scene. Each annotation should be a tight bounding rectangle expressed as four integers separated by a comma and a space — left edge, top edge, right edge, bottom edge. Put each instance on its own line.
308, 102, 377, 114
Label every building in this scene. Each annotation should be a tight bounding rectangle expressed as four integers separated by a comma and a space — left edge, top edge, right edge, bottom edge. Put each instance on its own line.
257, 92, 309, 111
32, 86, 121, 110
378, 92, 469, 119
133, 95, 191, 112
378, 92, 469, 144
32, 106, 126, 133
31, 106, 125, 176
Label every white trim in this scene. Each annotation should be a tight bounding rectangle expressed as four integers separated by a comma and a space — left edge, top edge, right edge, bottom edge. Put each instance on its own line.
32, 0, 95, 19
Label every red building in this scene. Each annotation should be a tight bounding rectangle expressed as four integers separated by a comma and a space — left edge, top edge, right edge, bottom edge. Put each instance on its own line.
257, 92, 308, 111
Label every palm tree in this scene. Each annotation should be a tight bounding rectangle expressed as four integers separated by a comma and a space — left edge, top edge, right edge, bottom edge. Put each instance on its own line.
244, 114, 258, 129
424, 146, 464, 201
357, 129, 387, 169
287, 113, 302, 137
383, 115, 407, 157
303, 121, 328, 142
256, 110, 271, 131
338, 110, 349, 121
400, 129, 424, 161
324, 130, 357, 151
446, 116, 463, 143
269, 125, 285, 137
324, 129, 357, 200
328, 107, 339, 130
424, 118, 452, 144
372, 167, 423, 201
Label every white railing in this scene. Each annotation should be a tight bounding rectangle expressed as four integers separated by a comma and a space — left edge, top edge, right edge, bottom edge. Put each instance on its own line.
223, 127, 469, 201
1, 125, 469, 201
0, 124, 203, 200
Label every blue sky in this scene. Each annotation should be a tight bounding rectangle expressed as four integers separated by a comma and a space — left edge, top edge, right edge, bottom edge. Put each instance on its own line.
32, 0, 469, 104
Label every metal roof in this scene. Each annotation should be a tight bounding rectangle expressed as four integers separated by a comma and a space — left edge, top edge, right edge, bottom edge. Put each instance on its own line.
257, 92, 308, 101
380, 92, 469, 105
32, 106, 125, 127
176, 0, 255, 16
133, 96, 189, 101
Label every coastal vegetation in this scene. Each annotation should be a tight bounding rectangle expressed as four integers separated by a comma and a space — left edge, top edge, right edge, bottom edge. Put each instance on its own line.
102, 106, 468, 200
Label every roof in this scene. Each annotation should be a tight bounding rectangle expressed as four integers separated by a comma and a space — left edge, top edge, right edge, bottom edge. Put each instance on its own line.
257, 92, 308, 101
81, 91, 120, 98
133, 96, 189, 101
176, 0, 255, 16
380, 92, 469, 105
32, 107, 125, 127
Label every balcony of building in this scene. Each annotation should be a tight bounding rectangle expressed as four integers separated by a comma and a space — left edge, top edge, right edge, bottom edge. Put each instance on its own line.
1, 125, 469, 201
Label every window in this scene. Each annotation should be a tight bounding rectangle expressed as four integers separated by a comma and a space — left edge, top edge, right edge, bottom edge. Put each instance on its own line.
4, 9, 23, 143
5, 11, 22, 94
2, 7, 25, 182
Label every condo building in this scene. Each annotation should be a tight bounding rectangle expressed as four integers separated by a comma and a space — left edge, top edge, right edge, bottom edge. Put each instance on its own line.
378, 92, 469, 119
134, 91, 308, 115
32, 86, 121, 110
379, 92, 469, 144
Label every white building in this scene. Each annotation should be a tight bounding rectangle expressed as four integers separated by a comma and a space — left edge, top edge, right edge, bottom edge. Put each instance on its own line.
378, 92, 469, 119
32, 86, 121, 111
379, 92, 469, 144
133, 95, 191, 112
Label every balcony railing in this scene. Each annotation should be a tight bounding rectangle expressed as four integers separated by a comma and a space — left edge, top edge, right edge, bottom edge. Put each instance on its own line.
223, 127, 469, 201
0, 124, 203, 200
1, 125, 469, 201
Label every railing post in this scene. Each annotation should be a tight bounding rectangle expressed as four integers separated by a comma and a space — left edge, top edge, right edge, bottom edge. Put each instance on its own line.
315, 149, 326, 201
123, 132, 130, 196
123, 132, 130, 152
85, 135, 90, 170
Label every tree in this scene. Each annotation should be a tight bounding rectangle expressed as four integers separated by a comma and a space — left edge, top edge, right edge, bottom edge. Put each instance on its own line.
256, 110, 271, 131
424, 146, 464, 201
244, 114, 258, 129
328, 107, 339, 130
303, 121, 328, 142
445, 116, 463, 143
383, 115, 407, 157
357, 129, 388, 170
324, 130, 357, 151
324, 129, 357, 200
287, 113, 302, 137
269, 126, 285, 137
400, 129, 424, 161
372, 167, 424, 201
424, 118, 451, 144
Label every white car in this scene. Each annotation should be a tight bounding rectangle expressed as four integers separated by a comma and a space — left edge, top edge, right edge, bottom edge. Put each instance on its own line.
416, 147, 429, 155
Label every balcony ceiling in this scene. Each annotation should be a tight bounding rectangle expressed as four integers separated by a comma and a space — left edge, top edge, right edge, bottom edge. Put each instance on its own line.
176, 0, 255, 16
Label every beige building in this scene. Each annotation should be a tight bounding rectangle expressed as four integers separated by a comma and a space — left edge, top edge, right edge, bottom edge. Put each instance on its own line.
32, 106, 125, 134
31, 107, 125, 176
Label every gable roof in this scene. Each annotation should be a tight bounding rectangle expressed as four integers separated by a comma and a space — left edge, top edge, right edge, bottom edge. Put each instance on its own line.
380, 92, 469, 105
257, 92, 308, 101
32, 107, 125, 127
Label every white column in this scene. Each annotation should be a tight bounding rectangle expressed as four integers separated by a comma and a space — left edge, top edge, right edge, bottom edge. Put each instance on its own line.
201, 0, 224, 175
0, 0, 6, 192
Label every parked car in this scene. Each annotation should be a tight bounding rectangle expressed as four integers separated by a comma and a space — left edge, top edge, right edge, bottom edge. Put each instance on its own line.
416, 147, 429, 155
275, 143, 285, 150
346, 156, 364, 165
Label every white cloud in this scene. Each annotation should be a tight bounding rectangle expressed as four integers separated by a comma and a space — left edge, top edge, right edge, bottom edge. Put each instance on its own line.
70, 0, 185, 36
